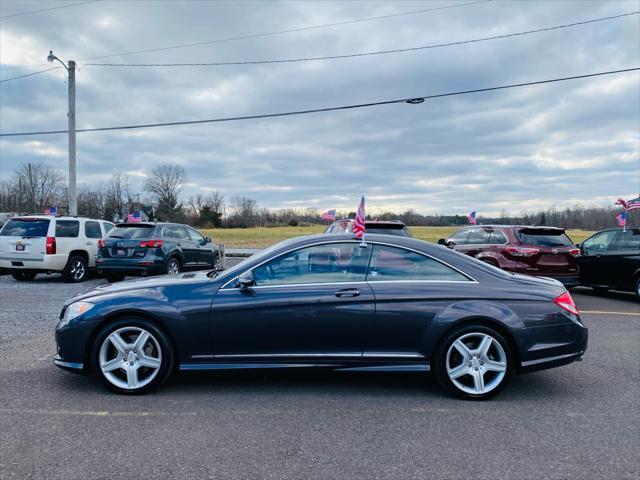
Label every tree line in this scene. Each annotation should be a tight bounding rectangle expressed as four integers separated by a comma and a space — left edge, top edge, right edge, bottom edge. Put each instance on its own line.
0, 161, 636, 230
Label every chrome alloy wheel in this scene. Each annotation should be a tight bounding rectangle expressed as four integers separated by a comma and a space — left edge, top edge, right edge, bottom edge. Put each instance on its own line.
70, 259, 86, 281
167, 259, 180, 275
99, 327, 162, 390
445, 332, 507, 395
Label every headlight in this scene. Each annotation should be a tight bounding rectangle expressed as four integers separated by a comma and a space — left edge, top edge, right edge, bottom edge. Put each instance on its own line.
59, 301, 94, 327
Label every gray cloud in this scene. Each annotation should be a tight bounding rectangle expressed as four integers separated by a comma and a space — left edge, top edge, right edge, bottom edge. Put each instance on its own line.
1, 0, 638, 216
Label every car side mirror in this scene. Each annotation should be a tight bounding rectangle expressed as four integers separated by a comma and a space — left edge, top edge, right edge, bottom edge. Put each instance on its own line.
437, 238, 446, 245
237, 271, 255, 289
205, 236, 212, 244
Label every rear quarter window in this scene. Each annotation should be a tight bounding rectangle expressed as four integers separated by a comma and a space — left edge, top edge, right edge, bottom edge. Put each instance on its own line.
0, 219, 50, 237
55, 220, 79, 238
85, 221, 102, 239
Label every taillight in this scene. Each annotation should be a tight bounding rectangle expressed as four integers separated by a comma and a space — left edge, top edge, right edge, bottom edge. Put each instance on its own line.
45, 236, 56, 255
97, 239, 106, 248
569, 248, 580, 257
505, 246, 539, 257
554, 291, 580, 316
139, 239, 163, 248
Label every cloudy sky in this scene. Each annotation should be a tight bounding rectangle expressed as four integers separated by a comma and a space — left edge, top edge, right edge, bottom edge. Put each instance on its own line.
0, 0, 638, 216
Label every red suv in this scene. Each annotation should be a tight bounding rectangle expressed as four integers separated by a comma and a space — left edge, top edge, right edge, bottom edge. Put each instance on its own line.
439, 225, 580, 287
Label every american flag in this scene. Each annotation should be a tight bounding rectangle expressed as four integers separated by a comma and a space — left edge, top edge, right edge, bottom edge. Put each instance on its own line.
468, 211, 477, 225
616, 210, 628, 227
44, 206, 57, 215
616, 196, 640, 212
320, 209, 336, 221
353, 196, 366, 239
127, 210, 141, 222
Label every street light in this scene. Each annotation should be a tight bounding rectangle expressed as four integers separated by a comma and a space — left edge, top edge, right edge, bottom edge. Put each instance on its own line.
47, 50, 77, 216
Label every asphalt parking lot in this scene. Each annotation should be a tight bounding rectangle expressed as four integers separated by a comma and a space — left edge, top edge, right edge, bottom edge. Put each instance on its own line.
0, 266, 638, 479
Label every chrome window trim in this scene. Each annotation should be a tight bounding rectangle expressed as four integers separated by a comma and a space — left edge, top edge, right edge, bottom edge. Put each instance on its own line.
221, 239, 477, 289
215, 353, 363, 359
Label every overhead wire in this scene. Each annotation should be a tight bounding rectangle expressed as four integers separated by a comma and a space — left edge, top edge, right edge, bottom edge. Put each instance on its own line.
84, 11, 640, 68
0, 0, 100, 19
1, 67, 637, 137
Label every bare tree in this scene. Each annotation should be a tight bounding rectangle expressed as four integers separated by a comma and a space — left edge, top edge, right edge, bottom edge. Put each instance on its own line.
227, 196, 259, 227
188, 191, 225, 227
14, 163, 64, 213
144, 164, 186, 221
104, 174, 132, 222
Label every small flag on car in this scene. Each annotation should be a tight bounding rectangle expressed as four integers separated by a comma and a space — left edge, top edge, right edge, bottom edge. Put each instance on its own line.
353, 196, 366, 244
127, 210, 142, 223
468, 211, 477, 225
44, 206, 57, 215
320, 209, 336, 221
615, 210, 628, 229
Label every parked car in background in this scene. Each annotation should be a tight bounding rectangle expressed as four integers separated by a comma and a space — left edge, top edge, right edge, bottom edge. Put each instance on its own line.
577, 227, 639, 298
0, 215, 115, 282
55, 233, 587, 399
97, 222, 221, 282
325, 219, 412, 237
439, 225, 580, 287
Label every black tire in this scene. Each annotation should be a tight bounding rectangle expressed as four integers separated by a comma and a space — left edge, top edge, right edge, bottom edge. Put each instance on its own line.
11, 270, 37, 281
165, 256, 181, 275
61, 255, 88, 283
91, 317, 174, 395
105, 273, 125, 283
635, 278, 640, 301
211, 252, 221, 269
433, 324, 513, 400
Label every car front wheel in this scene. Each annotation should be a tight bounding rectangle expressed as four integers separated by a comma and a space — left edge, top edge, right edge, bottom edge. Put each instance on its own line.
434, 325, 512, 400
91, 318, 174, 394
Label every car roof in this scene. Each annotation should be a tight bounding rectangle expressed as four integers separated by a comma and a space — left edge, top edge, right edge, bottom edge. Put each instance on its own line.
10, 215, 99, 221
456, 225, 565, 230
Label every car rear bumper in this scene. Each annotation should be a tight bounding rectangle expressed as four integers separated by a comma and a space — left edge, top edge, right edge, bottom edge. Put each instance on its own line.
0, 254, 68, 271
96, 257, 166, 275
517, 321, 588, 373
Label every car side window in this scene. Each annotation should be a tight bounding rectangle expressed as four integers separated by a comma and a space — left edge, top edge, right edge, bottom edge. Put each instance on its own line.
610, 229, 640, 252
448, 229, 470, 245
55, 220, 79, 238
367, 245, 470, 282
175, 226, 191, 240
103, 222, 115, 234
252, 243, 370, 286
582, 231, 618, 254
85, 221, 102, 239
188, 227, 205, 244
466, 228, 490, 245
488, 230, 507, 244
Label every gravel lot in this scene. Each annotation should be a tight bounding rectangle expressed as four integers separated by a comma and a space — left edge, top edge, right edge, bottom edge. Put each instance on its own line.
0, 267, 638, 479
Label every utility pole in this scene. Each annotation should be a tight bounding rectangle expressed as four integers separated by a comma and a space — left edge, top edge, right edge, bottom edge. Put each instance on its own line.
67, 60, 76, 216
47, 51, 77, 216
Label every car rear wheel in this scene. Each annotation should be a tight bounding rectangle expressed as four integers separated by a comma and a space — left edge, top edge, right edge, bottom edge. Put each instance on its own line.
166, 257, 180, 275
11, 270, 37, 281
434, 325, 512, 400
91, 318, 174, 394
635, 278, 640, 300
62, 255, 88, 283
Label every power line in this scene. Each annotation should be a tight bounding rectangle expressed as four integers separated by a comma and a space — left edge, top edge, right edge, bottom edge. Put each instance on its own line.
0, 67, 63, 83
0, 0, 491, 74
0, 0, 100, 19
83, 0, 493, 61
1, 67, 637, 137
85, 11, 640, 68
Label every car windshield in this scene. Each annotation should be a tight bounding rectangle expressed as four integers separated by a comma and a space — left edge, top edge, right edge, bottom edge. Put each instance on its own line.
0, 219, 50, 237
517, 229, 573, 247
107, 225, 154, 239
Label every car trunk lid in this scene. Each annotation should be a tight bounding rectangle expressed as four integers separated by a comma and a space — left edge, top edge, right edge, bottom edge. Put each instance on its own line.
0, 218, 50, 262
513, 228, 579, 275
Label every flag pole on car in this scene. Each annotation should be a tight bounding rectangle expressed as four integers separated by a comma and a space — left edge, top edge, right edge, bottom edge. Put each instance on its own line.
354, 195, 366, 247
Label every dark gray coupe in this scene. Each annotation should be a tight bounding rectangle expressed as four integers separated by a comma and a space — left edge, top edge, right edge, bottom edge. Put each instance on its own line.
55, 234, 587, 399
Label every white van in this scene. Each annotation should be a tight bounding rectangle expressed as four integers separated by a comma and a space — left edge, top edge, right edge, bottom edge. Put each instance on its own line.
0, 215, 115, 282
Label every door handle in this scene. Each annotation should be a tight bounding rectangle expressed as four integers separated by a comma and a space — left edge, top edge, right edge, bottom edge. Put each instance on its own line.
335, 288, 360, 298
85, 242, 92, 246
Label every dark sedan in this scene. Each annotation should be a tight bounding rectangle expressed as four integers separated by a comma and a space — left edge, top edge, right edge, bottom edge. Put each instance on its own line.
54, 234, 587, 400
577, 227, 640, 298
96, 222, 220, 282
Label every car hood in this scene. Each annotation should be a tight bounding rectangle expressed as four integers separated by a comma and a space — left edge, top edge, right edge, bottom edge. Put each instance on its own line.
66, 271, 216, 304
